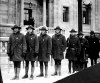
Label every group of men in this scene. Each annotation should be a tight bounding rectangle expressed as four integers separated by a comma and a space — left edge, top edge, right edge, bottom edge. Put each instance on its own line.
6, 25, 100, 80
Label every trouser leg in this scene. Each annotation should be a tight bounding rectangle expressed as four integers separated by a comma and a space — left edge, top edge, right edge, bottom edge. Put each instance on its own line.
57, 60, 61, 76
29, 61, 35, 80
68, 60, 71, 73
90, 58, 93, 66
11, 61, 17, 80
44, 62, 48, 78
16, 61, 21, 80
22, 61, 29, 79
37, 61, 44, 77
94, 58, 97, 65
51, 59, 57, 76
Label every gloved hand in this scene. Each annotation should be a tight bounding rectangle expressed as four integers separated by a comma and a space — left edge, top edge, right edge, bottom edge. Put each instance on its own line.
34, 53, 38, 57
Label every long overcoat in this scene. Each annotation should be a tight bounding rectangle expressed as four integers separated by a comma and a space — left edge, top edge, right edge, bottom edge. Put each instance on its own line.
25, 33, 39, 61
88, 36, 100, 59
7, 32, 27, 61
66, 35, 81, 61
0, 68, 3, 83
38, 34, 52, 62
78, 38, 89, 62
52, 34, 66, 60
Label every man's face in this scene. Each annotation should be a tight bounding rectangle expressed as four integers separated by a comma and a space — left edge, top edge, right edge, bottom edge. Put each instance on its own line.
91, 34, 94, 37
41, 30, 46, 34
13, 28, 19, 33
79, 35, 83, 38
70, 32, 76, 36
27, 28, 33, 33
55, 29, 61, 34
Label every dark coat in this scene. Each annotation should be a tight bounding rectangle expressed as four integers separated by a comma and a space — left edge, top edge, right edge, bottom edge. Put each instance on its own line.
66, 35, 81, 61
7, 32, 27, 61
88, 36, 100, 59
52, 34, 66, 60
25, 33, 39, 61
38, 34, 52, 62
78, 38, 89, 62
0, 68, 3, 83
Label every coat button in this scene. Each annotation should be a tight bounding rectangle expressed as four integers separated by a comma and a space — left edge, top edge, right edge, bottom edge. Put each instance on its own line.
58, 39, 59, 40
43, 39, 44, 41
94, 42, 95, 43
31, 38, 32, 39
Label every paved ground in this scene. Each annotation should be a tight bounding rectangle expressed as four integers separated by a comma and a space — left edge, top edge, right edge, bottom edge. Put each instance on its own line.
0, 58, 95, 83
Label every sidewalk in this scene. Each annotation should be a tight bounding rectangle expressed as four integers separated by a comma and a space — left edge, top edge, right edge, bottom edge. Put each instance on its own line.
1, 59, 71, 83
1, 59, 92, 83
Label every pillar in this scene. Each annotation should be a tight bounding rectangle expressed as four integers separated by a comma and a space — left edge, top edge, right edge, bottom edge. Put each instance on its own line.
48, 0, 54, 27
43, 0, 46, 26
78, 0, 82, 32
20, 0, 24, 26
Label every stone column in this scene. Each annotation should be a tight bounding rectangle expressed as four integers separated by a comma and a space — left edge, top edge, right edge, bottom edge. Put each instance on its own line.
48, 0, 54, 27
43, 0, 46, 26
78, 0, 83, 32
20, 0, 24, 26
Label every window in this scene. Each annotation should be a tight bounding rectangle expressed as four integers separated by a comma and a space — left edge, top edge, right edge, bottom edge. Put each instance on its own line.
63, 7, 69, 22
83, 4, 91, 24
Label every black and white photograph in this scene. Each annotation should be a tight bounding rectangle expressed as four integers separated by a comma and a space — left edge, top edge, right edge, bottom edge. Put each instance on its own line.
0, 0, 100, 83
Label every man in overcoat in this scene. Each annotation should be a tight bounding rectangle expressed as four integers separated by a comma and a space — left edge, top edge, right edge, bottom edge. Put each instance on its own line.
51, 26, 66, 76
0, 68, 3, 83
77, 32, 89, 70
65, 29, 81, 73
7, 25, 27, 80
22, 25, 39, 80
88, 31, 100, 66
37, 26, 52, 78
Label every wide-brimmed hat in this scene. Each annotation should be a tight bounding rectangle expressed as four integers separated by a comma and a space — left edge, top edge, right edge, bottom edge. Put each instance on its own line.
26, 25, 35, 30
39, 26, 48, 31
90, 30, 95, 35
11, 25, 21, 30
54, 26, 62, 30
77, 31, 84, 35
69, 29, 77, 33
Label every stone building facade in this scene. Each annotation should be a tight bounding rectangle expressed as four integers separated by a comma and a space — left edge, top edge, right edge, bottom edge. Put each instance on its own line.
0, 0, 100, 54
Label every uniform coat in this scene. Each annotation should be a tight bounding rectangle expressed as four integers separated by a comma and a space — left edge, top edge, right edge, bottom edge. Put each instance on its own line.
25, 33, 39, 61
88, 36, 100, 59
0, 68, 3, 83
52, 34, 66, 60
78, 38, 89, 62
38, 34, 52, 62
7, 32, 27, 61
66, 35, 81, 61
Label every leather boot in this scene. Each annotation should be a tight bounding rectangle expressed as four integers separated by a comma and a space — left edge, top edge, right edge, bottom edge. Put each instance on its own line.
37, 66, 44, 77
11, 68, 17, 80
51, 65, 57, 76
29, 67, 34, 80
16, 68, 20, 80
58, 65, 61, 76
22, 67, 29, 79
45, 65, 48, 78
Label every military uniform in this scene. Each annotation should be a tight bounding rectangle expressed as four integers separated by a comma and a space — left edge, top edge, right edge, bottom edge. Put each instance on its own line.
77, 32, 89, 70
22, 25, 39, 79
52, 26, 66, 76
66, 29, 81, 73
37, 26, 52, 78
7, 25, 27, 80
88, 31, 100, 66
0, 68, 3, 83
